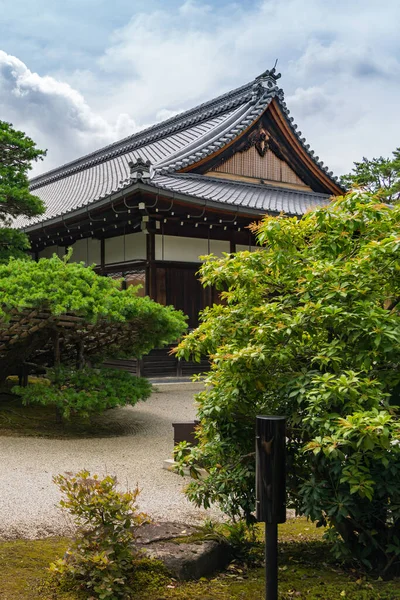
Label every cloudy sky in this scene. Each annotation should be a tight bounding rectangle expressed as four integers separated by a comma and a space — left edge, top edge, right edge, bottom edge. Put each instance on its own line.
0, 0, 399, 178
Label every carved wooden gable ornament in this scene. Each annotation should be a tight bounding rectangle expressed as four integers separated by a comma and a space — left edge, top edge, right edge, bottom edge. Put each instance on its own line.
237, 124, 271, 158
252, 128, 270, 157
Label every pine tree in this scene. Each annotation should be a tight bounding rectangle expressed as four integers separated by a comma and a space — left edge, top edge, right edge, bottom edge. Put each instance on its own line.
341, 147, 400, 203
0, 121, 46, 261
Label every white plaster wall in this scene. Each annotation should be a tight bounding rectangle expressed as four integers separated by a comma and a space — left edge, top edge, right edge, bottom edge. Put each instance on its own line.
105, 233, 146, 264
88, 239, 101, 264
155, 235, 209, 262
209, 239, 230, 257
236, 244, 261, 253
68, 238, 101, 265
38, 245, 64, 259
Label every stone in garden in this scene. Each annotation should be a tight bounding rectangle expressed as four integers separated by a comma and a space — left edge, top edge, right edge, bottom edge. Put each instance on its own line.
136, 521, 232, 580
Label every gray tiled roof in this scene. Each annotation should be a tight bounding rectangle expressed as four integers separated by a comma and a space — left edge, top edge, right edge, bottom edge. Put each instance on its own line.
21, 111, 238, 227
19, 68, 339, 230
149, 174, 331, 217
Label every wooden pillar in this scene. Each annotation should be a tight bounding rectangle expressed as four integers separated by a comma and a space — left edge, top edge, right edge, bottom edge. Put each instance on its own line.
176, 358, 183, 378
53, 331, 62, 424
100, 238, 105, 274
146, 231, 156, 299
53, 331, 60, 367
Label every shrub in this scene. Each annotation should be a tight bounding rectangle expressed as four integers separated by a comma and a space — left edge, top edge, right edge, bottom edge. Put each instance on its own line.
50, 470, 149, 599
12, 367, 152, 419
176, 191, 400, 576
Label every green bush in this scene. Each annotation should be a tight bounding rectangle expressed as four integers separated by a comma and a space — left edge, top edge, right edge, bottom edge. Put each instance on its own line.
50, 470, 149, 599
13, 367, 152, 419
176, 191, 400, 576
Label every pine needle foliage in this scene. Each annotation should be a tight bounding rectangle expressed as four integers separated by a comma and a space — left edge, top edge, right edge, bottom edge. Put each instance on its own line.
0, 253, 187, 385
341, 147, 400, 203
0, 120, 46, 262
13, 367, 152, 420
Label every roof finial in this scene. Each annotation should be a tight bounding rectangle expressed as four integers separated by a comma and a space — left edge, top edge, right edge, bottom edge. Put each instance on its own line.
128, 157, 152, 183
255, 63, 282, 83
251, 63, 282, 102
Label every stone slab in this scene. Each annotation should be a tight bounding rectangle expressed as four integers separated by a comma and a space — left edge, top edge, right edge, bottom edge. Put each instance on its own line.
136, 521, 231, 580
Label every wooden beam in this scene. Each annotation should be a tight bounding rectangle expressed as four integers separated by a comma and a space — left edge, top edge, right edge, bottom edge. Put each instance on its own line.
146, 230, 156, 299
100, 238, 105, 273
203, 170, 312, 191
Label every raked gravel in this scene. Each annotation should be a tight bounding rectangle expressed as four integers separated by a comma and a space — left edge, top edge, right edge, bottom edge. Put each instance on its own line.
0, 384, 223, 540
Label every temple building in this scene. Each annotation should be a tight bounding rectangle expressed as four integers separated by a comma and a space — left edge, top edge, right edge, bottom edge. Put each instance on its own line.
18, 67, 343, 345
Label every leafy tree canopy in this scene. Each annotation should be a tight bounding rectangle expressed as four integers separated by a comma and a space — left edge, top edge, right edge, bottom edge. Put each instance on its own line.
176, 191, 400, 575
341, 147, 400, 203
0, 120, 46, 261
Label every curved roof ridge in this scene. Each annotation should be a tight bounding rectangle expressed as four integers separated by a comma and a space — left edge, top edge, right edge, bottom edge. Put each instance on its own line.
29, 78, 256, 190
155, 92, 275, 175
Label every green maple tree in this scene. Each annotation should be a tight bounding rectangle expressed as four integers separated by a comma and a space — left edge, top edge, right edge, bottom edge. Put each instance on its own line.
176, 190, 400, 576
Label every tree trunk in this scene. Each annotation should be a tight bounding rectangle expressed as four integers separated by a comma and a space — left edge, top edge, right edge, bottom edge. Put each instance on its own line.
76, 340, 85, 370
53, 331, 63, 424
0, 330, 50, 383
55, 405, 63, 424
53, 331, 60, 367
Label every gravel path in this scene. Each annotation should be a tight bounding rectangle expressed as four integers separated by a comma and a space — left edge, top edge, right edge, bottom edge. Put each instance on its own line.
0, 384, 222, 540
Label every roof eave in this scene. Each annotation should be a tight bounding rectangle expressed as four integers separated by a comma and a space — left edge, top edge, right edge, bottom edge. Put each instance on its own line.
21, 180, 281, 234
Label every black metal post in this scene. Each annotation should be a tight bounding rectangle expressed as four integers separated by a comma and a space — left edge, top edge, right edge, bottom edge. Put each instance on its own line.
256, 415, 286, 600
265, 522, 278, 600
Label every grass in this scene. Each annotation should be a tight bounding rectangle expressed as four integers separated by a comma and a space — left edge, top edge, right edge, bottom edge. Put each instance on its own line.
0, 519, 399, 599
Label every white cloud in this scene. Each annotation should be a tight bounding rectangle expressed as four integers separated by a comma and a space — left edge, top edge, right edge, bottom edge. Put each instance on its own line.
179, 0, 212, 18
1, 0, 400, 178
90, 0, 400, 177
289, 39, 400, 81
287, 87, 330, 119
286, 38, 400, 175
0, 50, 140, 174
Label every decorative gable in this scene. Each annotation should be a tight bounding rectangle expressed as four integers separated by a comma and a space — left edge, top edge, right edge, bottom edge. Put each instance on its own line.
207, 144, 310, 189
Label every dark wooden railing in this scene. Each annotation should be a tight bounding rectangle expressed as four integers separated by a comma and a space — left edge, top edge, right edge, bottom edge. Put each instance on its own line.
103, 344, 209, 379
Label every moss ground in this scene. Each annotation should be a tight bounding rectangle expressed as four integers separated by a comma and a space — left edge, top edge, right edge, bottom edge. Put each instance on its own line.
0, 519, 399, 599
0, 392, 132, 438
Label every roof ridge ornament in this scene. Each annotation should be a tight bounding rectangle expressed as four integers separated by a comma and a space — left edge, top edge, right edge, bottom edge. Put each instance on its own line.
128, 157, 152, 183
256, 60, 281, 83
256, 66, 281, 82
251, 64, 282, 103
